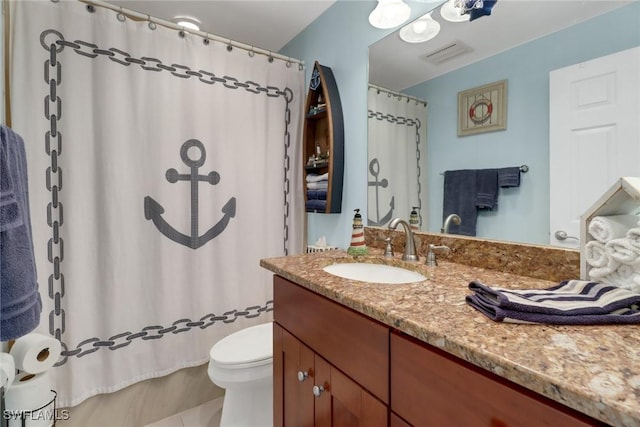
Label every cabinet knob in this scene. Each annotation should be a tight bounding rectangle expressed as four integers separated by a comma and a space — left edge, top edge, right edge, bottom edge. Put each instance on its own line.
297, 371, 309, 382
312, 385, 325, 397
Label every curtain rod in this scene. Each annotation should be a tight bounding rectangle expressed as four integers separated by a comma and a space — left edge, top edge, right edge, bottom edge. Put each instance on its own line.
77, 0, 304, 69
368, 83, 427, 106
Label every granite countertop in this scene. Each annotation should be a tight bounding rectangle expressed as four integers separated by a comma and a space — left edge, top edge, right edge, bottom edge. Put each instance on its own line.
260, 250, 640, 427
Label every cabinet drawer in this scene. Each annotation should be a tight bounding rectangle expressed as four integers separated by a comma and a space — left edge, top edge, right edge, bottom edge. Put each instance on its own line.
274, 275, 389, 403
391, 332, 602, 427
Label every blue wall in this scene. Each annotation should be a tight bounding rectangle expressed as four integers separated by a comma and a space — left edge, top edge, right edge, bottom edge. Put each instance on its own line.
405, 2, 640, 244
282, 1, 640, 247
280, 0, 439, 249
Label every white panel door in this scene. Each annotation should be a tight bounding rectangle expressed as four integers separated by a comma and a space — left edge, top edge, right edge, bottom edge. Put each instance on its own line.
549, 47, 640, 248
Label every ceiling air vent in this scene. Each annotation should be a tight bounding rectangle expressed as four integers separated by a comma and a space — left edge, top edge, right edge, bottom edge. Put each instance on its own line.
422, 40, 473, 64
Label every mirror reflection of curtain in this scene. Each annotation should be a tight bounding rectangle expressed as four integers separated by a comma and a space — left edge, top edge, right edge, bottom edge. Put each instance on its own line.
367, 85, 427, 229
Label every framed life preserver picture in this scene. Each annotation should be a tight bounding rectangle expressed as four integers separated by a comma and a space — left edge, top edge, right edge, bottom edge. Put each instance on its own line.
457, 79, 507, 136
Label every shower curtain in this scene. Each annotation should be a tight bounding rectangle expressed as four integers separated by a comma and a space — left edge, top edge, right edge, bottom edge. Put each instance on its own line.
367, 86, 428, 228
9, 1, 304, 407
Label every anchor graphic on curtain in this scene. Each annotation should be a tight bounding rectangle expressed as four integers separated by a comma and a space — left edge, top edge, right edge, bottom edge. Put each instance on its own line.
144, 139, 236, 249
367, 158, 394, 226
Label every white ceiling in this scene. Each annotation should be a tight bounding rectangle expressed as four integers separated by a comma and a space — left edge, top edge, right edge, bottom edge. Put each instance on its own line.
105, 0, 337, 52
104, 1, 632, 92
370, 0, 633, 91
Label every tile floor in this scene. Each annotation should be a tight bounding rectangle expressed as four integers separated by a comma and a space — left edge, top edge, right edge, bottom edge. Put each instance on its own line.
144, 397, 223, 427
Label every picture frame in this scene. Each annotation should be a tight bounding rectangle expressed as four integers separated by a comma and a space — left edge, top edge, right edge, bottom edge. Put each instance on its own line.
457, 79, 507, 137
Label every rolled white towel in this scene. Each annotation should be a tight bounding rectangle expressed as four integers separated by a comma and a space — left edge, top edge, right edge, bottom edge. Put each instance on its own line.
598, 264, 640, 294
627, 227, 640, 249
585, 240, 608, 268
588, 256, 620, 280
605, 238, 640, 265
588, 214, 639, 243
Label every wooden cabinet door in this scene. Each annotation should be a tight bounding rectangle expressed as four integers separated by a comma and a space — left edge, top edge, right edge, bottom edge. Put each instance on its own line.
391, 332, 600, 427
274, 323, 315, 427
314, 354, 387, 427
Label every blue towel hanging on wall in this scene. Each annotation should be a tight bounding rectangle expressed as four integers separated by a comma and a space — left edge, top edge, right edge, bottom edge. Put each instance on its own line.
1, 125, 42, 341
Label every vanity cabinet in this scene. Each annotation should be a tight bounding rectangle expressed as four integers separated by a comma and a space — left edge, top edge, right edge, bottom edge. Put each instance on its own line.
273, 275, 388, 426
272, 275, 604, 427
390, 331, 603, 427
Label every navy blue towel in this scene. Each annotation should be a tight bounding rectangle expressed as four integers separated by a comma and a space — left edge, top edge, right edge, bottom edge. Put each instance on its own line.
475, 169, 498, 209
1, 125, 42, 341
466, 280, 640, 324
497, 167, 521, 188
306, 199, 327, 212
443, 170, 478, 236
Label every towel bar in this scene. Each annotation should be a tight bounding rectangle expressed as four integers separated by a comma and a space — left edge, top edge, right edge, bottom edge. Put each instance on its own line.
440, 164, 529, 176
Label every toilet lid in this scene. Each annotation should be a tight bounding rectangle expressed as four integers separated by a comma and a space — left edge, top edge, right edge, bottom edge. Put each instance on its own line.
210, 322, 273, 366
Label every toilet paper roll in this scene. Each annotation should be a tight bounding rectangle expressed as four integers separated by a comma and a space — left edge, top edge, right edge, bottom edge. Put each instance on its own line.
9, 333, 61, 374
5, 372, 55, 427
1, 352, 16, 388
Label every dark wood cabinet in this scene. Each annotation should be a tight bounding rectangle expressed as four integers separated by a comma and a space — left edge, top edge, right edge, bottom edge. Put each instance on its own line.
273, 275, 605, 427
390, 331, 603, 427
303, 61, 344, 213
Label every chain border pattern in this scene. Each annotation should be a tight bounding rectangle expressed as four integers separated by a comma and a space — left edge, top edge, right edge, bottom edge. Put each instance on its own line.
368, 110, 424, 227
40, 30, 292, 365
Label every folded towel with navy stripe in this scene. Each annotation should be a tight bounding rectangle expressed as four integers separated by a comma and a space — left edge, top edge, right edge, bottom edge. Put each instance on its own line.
307, 190, 327, 200
466, 280, 640, 324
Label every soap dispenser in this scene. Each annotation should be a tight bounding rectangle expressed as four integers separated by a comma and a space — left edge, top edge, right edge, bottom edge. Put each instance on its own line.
347, 209, 368, 256
410, 206, 420, 230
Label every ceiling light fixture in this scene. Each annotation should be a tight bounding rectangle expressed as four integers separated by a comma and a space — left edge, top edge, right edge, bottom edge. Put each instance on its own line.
369, 0, 412, 29
173, 16, 201, 32
440, 0, 470, 22
399, 12, 440, 43
440, 0, 499, 22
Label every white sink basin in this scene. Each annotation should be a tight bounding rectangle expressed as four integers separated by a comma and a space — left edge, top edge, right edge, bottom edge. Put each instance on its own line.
323, 263, 426, 284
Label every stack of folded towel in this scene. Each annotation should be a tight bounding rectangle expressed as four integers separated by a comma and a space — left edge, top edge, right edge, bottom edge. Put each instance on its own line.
466, 280, 640, 324
585, 215, 640, 293
306, 172, 328, 212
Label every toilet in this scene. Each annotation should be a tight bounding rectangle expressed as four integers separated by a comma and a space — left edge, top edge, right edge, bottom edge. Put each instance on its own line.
208, 322, 273, 427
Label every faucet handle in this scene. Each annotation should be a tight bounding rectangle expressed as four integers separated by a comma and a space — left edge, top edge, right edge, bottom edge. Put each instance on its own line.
382, 237, 394, 258
425, 244, 451, 266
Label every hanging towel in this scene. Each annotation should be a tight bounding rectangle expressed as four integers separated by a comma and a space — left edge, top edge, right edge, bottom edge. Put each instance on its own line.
497, 167, 521, 188
443, 170, 478, 236
466, 280, 640, 324
0, 125, 42, 341
588, 215, 639, 243
475, 169, 498, 209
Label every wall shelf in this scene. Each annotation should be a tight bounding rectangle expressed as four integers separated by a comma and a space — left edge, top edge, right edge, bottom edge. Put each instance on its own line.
303, 61, 344, 214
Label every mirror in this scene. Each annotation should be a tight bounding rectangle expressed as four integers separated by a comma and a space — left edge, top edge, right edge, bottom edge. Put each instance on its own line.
368, 1, 639, 245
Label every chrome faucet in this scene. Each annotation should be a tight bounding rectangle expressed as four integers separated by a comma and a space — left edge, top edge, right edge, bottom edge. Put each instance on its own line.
441, 214, 461, 234
388, 218, 418, 262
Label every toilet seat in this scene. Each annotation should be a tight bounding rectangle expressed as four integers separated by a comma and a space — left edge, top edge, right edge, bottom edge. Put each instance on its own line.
209, 322, 273, 369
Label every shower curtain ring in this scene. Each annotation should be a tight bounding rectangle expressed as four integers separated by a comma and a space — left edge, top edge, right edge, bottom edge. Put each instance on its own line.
286, 57, 292, 68
248, 47, 255, 57
227, 41, 233, 52
268, 52, 274, 63
203, 34, 210, 45
117, 7, 126, 22
148, 16, 157, 30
